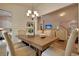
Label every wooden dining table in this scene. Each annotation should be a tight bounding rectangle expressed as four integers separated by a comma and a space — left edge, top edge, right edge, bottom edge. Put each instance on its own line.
17, 35, 57, 56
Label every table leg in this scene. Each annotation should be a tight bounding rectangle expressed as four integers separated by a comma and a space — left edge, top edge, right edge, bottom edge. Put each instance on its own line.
36, 49, 42, 56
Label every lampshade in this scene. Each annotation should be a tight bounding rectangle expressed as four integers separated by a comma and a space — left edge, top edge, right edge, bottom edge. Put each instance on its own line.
26, 13, 30, 16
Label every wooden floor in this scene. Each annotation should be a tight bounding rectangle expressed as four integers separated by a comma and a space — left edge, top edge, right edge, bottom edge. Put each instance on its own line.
42, 39, 79, 56
50, 39, 66, 50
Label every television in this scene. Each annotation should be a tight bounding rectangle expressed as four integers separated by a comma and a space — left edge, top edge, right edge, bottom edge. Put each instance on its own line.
45, 23, 52, 29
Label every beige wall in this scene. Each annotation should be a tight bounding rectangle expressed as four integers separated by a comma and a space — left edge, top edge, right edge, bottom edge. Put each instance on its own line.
38, 4, 78, 30
78, 3, 79, 53
0, 4, 28, 35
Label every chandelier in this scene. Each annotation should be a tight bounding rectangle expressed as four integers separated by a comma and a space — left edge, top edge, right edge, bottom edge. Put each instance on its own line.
26, 4, 39, 18
26, 10, 39, 18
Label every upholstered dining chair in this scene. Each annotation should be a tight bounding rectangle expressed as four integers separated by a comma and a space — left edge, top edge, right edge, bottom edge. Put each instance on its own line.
2, 31, 36, 56
56, 26, 68, 41
42, 29, 78, 56
8, 32, 26, 49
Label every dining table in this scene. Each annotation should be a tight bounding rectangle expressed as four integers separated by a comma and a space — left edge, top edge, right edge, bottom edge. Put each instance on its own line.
17, 35, 57, 56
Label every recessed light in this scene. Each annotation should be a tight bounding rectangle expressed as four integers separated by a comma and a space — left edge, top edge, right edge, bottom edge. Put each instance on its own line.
0, 28, 3, 31
76, 28, 79, 31
59, 12, 66, 17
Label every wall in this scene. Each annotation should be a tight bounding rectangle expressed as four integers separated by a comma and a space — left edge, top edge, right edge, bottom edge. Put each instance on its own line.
38, 4, 78, 30
0, 4, 28, 42
78, 3, 79, 52
0, 4, 27, 33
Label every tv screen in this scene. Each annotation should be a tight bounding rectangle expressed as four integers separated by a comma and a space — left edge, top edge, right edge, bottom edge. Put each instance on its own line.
45, 24, 52, 29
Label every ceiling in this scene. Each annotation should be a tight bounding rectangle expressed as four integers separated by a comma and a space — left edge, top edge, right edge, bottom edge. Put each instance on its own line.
0, 3, 41, 9
0, 3, 72, 16
0, 3, 72, 9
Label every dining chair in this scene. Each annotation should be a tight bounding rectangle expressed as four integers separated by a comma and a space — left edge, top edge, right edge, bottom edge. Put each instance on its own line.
2, 31, 36, 56
8, 32, 26, 49
42, 29, 78, 56
17, 30, 26, 35
17, 29, 30, 46
56, 26, 68, 40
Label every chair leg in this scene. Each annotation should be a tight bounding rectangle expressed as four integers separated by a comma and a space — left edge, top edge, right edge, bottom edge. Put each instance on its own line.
7, 51, 9, 56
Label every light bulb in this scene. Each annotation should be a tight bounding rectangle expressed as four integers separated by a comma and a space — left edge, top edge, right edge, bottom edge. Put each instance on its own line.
36, 13, 39, 16
26, 13, 29, 16
34, 11, 39, 16
34, 11, 37, 14
28, 10, 32, 14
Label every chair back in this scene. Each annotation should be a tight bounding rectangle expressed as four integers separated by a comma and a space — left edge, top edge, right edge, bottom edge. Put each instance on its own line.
2, 31, 15, 56
56, 26, 68, 40
18, 30, 26, 35
51, 29, 56, 37
65, 29, 78, 56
